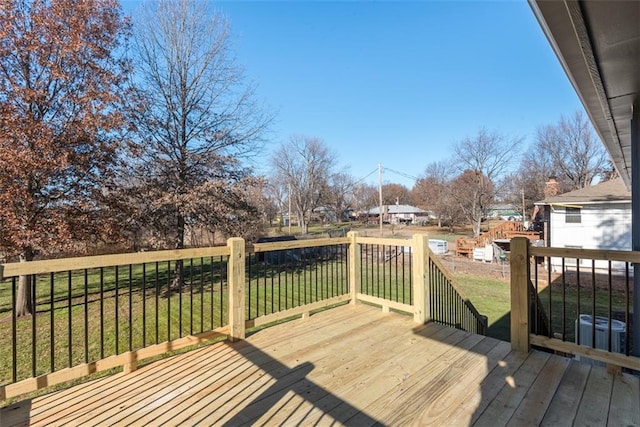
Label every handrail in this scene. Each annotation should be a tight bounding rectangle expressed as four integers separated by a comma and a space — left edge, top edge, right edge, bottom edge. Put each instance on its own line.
0, 246, 231, 279
249, 237, 349, 253
0, 233, 488, 402
511, 237, 638, 371
428, 249, 488, 335
530, 246, 640, 263
428, 251, 486, 323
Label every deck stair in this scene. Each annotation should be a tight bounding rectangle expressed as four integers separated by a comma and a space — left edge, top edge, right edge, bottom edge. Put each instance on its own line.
455, 221, 541, 258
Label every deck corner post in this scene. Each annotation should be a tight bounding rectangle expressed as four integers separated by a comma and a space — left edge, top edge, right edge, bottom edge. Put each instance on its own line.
510, 237, 530, 352
412, 234, 430, 324
347, 231, 361, 305
227, 237, 246, 341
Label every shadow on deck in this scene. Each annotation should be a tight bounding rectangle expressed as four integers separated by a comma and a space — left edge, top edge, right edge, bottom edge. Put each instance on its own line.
2, 304, 639, 426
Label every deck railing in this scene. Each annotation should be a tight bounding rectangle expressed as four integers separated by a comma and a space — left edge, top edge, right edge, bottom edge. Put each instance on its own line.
510, 237, 640, 372
0, 233, 486, 401
428, 253, 488, 335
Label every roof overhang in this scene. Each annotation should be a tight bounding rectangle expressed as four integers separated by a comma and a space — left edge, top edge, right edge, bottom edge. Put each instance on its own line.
529, 0, 640, 188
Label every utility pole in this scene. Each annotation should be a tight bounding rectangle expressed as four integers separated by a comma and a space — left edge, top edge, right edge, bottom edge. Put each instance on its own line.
378, 163, 383, 235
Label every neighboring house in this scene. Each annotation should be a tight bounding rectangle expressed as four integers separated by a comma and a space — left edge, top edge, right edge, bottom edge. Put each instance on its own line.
367, 204, 429, 225
534, 178, 631, 271
487, 204, 523, 221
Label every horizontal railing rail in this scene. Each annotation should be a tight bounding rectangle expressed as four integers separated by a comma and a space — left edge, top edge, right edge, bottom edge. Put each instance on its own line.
1, 233, 488, 402
244, 239, 351, 329
356, 237, 413, 315
0, 247, 232, 401
511, 237, 640, 372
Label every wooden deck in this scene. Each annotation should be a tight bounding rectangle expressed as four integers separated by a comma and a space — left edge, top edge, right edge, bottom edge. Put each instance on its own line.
2, 304, 639, 426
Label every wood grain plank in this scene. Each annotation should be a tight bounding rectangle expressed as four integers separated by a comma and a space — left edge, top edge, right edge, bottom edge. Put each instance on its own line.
328, 332, 487, 426
607, 372, 640, 427
445, 348, 529, 426
4, 305, 639, 427
409, 340, 513, 426
540, 360, 591, 427
473, 350, 551, 427
20, 343, 233, 426
257, 324, 467, 426
506, 354, 571, 426
188, 314, 442, 426
36, 343, 249, 426
369, 335, 501, 426
95, 308, 392, 426
143, 313, 417, 426
573, 366, 614, 426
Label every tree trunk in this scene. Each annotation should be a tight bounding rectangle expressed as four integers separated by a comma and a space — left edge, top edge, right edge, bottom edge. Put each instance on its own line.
16, 247, 34, 317
473, 219, 482, 238
167, 215, 186, 294
298, 210, 308, 235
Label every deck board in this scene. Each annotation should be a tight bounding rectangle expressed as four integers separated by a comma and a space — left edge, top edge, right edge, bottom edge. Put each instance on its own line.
2, 304, 639, 426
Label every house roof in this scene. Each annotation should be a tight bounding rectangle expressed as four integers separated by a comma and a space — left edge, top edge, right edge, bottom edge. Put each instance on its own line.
529, 1, 639, 188
367, 205, 427, 215
536, 178, 631, 205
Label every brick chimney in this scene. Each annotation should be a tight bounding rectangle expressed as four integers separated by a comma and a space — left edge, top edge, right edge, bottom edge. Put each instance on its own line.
544, 176, 560, 199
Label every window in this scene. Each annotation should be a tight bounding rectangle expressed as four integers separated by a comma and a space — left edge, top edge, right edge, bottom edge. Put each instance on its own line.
565, 207, 581, 223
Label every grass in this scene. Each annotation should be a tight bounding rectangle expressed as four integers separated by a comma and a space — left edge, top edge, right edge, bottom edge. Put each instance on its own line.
4, 239, 631, 406
452, 270, 633, 345
0, 253, 357, 390
453, 273, 511, 341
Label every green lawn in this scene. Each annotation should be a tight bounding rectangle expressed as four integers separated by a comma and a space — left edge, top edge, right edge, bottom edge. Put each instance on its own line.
453, 273, 511, 341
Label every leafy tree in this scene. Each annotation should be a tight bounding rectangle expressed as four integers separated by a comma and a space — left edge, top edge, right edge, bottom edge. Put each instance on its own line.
453, 128, 522, 237
0, 0, 132, 315
271, 136, 336, 235
129, 0, 271, 253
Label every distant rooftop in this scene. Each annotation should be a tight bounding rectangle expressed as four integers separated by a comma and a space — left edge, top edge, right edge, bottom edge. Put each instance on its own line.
367, 204, 427, 215
536, 178, 631, 205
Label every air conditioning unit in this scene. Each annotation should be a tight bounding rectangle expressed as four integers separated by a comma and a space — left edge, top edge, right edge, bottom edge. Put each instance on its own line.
575, 314, 626, 365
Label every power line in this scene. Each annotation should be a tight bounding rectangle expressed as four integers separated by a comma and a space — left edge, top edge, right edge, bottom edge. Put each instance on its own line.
382, 166, 420, 183
353, 168, 379, 185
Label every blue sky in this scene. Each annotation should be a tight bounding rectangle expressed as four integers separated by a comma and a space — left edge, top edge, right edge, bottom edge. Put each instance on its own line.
124, 1, 584, 188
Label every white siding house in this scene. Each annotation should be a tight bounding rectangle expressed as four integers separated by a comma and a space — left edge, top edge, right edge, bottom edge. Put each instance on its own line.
534, 178, 631, 271
367, 204, 429, 225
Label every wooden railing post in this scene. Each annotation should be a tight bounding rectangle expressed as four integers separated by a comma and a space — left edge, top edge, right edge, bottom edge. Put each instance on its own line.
227, 237, 246, 341
348, 231, 361, 305
412, 234, 430, 324
510, 237, 530, 352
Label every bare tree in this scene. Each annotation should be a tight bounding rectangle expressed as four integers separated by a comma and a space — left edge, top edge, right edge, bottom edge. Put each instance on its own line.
505, 111, 611, 215
352, 183, 379, 214
326, 172, 356, 222
412, 161, 454, 227
264, 176, 289, 231
130, 0, 272, 254
380, 183, 411, 206
535, 110, 609, 190
271, 136, 336, 235
453, 128, 522, 237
